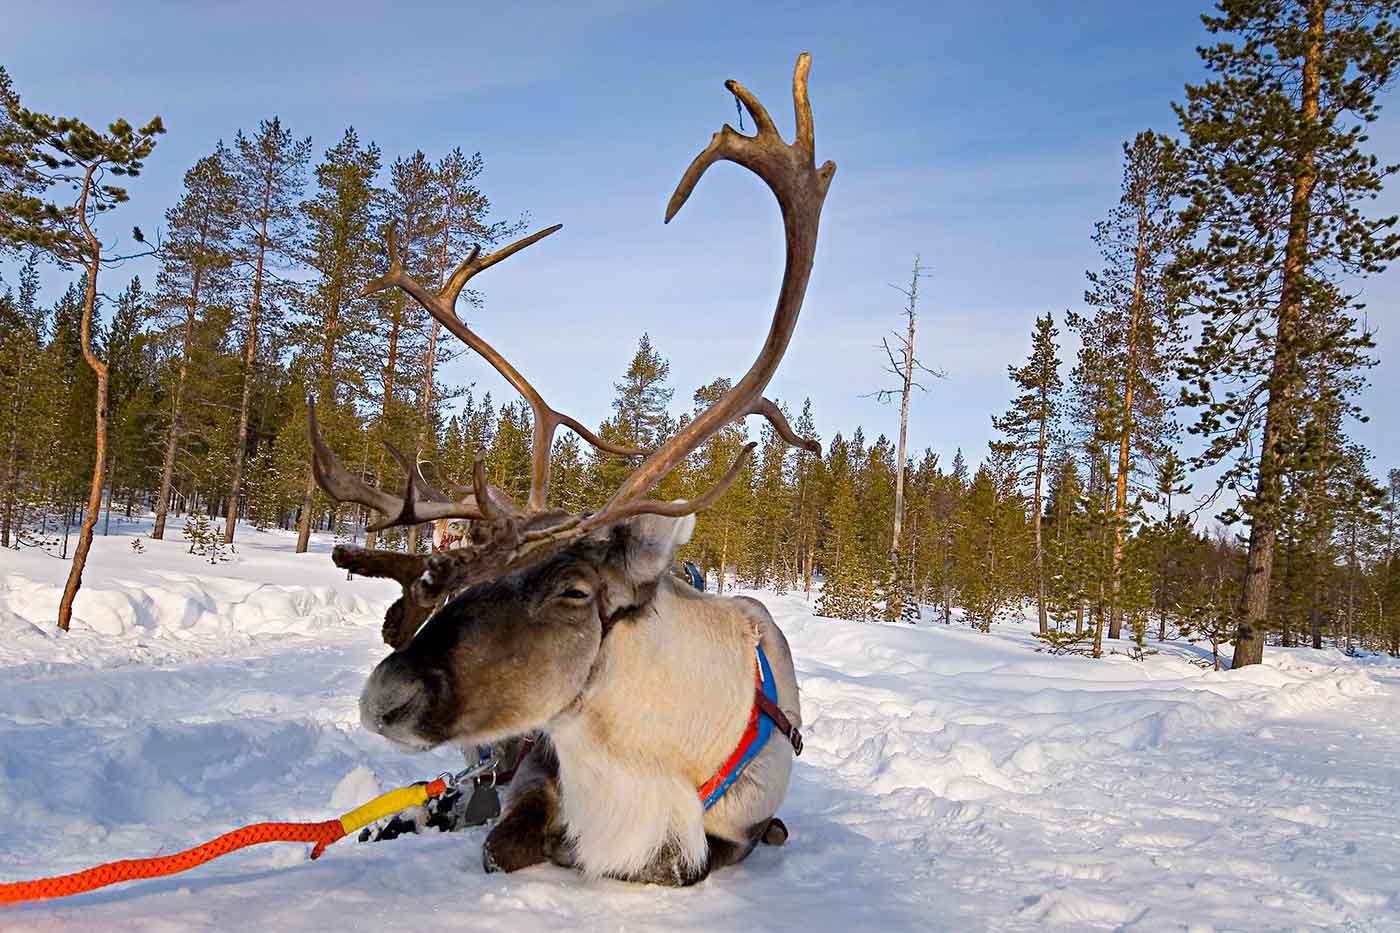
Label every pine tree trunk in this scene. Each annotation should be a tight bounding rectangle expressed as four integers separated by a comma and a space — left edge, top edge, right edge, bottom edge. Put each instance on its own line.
154, 266, 203, 540
804, 539, 815, 600
365, 294, 405, 551
1032, 400, 1049, 636
57, 168, 107, 632
299, 267, 345, 555
102, 450, 116, 536
1109, 214, 1150, 642
1234, 0, 1324, 669
717, 522, 730, 595
1345, 526, 1357, 653
1, 410, 18, 548
225, 214, 270, 545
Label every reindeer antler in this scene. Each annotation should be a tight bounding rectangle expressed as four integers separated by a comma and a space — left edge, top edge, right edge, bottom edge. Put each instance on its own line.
584, 51, 833, 523
358, 219, 644, 512
308, 53, 832, 648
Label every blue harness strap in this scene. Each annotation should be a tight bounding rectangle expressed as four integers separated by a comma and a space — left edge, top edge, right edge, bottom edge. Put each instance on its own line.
700, 644, 782, 810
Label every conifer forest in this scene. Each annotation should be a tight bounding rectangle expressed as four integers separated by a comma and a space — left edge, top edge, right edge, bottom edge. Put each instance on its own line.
5, 0, 1400, 674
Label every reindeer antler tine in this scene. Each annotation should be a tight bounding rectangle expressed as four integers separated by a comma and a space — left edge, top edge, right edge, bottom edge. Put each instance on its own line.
359, 219, 406, 299
555, 413, 646, 458
470, 457, 523, 520
792, 52, 815, 153
748, 398, 821, 456
440, 225, 563, 311
307, 397, 401, 518
585, 443, 757, 527
727, 78, 778, 138
665, 129, 732, 224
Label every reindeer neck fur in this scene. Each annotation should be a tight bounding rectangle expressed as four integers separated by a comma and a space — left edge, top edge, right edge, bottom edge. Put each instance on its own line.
547, 575, 761, 878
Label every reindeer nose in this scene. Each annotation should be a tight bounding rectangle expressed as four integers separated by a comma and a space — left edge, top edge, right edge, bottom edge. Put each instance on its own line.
360, 653, 429, 737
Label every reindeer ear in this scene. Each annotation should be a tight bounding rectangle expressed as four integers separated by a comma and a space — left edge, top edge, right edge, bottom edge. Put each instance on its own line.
618, 512, 696, 584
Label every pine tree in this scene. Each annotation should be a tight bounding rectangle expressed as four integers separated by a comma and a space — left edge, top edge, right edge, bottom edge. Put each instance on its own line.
991, 312, 1062, 635
225, 118, 311, 544
791, 399, 825, 598
0, 95, 163, 629
1173, 0, 1400, 668
683, 378, 751, 592
366, 150, 436, 550
420, 148, 522, 446
293, 128, 383, 553
151, 149, 237, 539
1078, 131, 1186, 643
0, 255, 43, 547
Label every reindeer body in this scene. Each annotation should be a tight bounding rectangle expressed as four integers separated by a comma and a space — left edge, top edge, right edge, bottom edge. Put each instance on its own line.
542, 578, 799, 880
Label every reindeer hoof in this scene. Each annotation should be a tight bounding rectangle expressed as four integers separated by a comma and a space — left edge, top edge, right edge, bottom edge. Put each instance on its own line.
482, 843, 502, 874
761, 817, 788, 846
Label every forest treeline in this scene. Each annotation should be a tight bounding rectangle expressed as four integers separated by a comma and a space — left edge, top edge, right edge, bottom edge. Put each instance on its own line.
5, 1, 1400, 666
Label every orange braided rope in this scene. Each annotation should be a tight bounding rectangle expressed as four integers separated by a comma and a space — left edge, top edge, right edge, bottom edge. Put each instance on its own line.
0, 777, 448, 906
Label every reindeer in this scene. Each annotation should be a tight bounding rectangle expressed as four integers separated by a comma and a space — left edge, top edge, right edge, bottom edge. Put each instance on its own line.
306, 53, 834, 886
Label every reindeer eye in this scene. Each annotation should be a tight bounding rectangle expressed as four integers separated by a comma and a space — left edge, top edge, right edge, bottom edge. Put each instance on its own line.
560, 588, 590, 601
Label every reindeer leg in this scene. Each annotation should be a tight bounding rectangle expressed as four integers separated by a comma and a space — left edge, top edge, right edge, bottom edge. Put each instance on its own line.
482, 741, 570, 874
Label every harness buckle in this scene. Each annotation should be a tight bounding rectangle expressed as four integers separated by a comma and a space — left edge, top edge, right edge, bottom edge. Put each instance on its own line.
445, 756, 500, 789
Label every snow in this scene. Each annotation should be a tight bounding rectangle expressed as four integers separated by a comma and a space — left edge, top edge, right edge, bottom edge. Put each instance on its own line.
3, 518, 1400, 930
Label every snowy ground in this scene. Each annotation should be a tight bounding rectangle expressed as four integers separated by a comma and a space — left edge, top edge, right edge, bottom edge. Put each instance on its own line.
3, 519, 1400, 931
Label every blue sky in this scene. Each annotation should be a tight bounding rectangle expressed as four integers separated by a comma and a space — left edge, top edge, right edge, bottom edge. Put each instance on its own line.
6, 0, 1400, 491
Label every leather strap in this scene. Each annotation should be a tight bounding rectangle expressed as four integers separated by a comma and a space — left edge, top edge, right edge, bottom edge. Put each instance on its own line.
754, 689, 803, 757
486, 734, 538, 786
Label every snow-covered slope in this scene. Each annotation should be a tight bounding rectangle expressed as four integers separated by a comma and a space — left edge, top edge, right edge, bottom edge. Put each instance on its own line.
2, 520, 1399, 930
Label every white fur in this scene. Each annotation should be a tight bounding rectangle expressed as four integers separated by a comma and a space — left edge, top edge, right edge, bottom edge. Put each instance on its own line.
544, 570, 800, 879
551, 717, 708, 878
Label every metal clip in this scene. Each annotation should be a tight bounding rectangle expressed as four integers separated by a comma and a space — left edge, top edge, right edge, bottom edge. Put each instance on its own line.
444, 756, 499, 789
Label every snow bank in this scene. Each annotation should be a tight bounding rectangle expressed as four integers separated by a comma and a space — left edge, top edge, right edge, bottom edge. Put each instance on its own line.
2, 526, 1399, 930
0, 517, 395, 670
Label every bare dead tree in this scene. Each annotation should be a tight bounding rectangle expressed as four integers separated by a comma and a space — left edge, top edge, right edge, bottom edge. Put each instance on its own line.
867, 256, 939, 619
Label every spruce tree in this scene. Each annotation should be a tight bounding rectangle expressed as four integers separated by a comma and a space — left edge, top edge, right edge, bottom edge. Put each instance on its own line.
584, 334, 672, 508
991, 312, 1062, 635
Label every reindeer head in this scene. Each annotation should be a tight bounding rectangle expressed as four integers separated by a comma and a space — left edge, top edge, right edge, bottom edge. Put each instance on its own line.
308, 53, 832, 753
